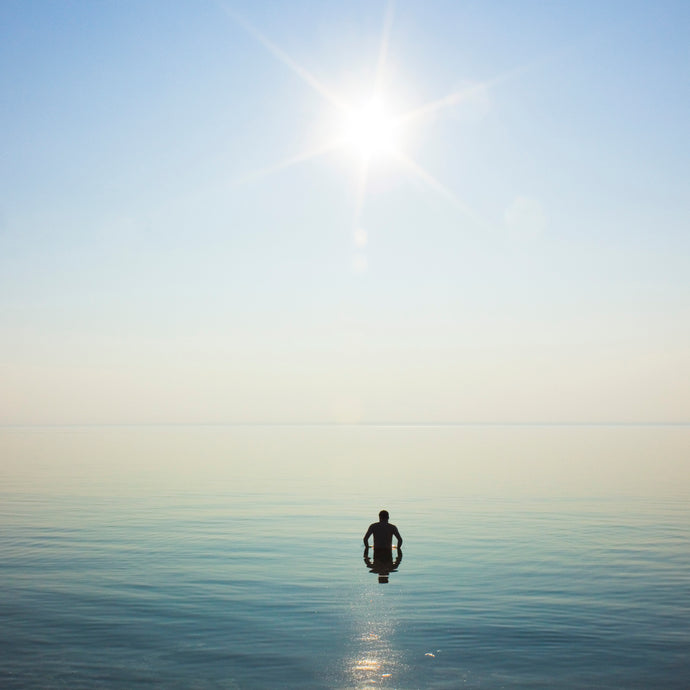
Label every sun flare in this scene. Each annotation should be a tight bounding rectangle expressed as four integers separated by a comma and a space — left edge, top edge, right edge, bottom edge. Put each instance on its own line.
232, 3, 487, 231
341, 97, 401, 160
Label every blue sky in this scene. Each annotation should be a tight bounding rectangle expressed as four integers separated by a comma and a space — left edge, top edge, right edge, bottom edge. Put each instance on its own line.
1, 0, 688, 424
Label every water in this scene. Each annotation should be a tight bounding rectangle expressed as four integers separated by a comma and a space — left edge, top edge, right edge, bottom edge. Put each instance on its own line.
1, 425, 689, 688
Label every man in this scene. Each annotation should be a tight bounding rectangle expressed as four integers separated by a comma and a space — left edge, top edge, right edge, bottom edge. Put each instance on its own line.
363, 510, 403, 551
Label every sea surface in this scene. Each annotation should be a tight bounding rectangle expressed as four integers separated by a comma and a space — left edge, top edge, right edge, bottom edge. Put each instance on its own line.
1, 425, 689, 688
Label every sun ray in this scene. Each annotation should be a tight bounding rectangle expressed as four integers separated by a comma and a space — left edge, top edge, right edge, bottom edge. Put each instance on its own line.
344, 0, 396, 232
396, 63, 532, 126
223, 7, 347, 110
396, 88, 477, 125
373, 0, 396, 94
232, 139, 345, 185
391, 151, 488, 227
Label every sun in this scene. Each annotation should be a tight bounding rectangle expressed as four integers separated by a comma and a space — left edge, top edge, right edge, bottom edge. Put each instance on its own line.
341, 96, 401, 161
230, 3, 490, 229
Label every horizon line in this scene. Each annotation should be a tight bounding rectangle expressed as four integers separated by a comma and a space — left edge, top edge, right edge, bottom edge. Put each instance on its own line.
1, 421, 688, 429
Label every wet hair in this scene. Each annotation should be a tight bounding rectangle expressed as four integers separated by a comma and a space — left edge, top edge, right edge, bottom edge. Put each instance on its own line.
379, 510, 389, 521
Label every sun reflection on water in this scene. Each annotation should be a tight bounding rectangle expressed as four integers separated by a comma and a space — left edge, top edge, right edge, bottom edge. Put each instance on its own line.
346, 590, 407, 689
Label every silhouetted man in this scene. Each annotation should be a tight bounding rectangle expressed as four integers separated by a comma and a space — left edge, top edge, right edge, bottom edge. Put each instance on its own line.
363, 510, 403, 551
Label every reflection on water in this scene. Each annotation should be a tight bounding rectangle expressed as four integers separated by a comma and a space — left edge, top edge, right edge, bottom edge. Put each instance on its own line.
346, 547, 408, 688
349, 627, 402, 688
347, 585, 407, 689
364, 546, 403, 584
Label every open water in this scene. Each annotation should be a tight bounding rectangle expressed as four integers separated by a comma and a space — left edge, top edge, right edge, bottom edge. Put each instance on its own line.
1, 425, 689, 688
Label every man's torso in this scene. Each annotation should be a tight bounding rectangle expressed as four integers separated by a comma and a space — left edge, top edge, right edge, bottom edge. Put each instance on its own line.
369, 521, 397, 549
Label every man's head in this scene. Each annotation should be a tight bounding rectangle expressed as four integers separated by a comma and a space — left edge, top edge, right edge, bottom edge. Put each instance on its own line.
379, 510, 389, 522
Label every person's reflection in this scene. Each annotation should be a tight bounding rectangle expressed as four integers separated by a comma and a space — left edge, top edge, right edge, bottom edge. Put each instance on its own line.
364, 546, 403, 583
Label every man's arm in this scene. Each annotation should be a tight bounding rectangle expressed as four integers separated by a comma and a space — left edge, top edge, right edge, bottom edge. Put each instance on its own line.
393, 526, 403, 547
363, 524, 374, 547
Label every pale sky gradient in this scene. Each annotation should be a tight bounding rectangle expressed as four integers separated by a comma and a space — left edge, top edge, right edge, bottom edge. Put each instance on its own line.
1, 0, 689, 425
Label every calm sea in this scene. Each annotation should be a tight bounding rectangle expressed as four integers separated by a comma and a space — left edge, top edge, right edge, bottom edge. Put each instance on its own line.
1, 425, 688, 689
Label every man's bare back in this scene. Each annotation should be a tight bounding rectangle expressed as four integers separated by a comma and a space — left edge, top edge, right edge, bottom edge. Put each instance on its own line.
363, 510, 403, 550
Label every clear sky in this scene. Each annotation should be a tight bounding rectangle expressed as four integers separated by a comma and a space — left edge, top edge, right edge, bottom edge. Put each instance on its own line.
1, 0, 688, 425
